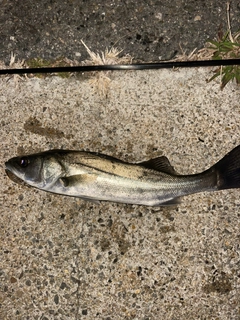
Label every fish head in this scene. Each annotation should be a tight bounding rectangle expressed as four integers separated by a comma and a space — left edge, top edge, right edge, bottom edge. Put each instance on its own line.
5, 152, 64, 189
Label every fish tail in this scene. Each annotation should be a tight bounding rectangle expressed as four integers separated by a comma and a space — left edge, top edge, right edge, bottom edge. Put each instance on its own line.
213, 145, 240, 190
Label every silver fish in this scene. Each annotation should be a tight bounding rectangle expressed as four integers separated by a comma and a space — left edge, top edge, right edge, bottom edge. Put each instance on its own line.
5, 146, 240, 206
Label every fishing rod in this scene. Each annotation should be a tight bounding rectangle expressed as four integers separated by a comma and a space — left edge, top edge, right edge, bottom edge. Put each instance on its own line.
0, 58, 240, 75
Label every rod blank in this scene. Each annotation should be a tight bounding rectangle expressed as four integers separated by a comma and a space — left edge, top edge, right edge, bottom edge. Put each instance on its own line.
0, 59, 240, 75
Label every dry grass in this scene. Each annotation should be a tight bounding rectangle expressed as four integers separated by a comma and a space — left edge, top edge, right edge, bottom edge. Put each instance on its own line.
0, 53, 27, 87
81, 40, 132, 97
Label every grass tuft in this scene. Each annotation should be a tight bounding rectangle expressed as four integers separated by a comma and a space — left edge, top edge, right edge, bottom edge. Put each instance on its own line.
206, 31, 240, 90
81, 40, 132, 97
206, 1, 240, 90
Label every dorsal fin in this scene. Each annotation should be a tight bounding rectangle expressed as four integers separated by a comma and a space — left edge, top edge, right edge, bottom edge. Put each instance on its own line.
139, 156, 177, 175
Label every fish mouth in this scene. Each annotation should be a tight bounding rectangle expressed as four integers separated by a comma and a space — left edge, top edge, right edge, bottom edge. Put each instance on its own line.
5, 159, 21, 176
5, 161, 14, 177
5, 160, 17, 173
5, 161, 25, 185
5, 160, 12, 171
5, 168, 25, 185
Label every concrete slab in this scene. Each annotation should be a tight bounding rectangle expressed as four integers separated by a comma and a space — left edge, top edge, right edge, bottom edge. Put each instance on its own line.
1, 68, 240, 319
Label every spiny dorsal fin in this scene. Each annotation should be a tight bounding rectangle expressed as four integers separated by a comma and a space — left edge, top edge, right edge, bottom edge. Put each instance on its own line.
139, 156, 177, 175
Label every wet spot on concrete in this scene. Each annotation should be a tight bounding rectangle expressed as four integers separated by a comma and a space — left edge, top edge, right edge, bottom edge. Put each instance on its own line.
202, 271, 232, 294
24, 116, 72, 139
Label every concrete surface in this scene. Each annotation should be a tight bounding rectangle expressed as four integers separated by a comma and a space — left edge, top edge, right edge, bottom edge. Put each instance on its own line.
1, 67, 240, 319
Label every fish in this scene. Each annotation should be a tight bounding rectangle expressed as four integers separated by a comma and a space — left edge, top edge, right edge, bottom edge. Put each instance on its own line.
4, 145, 240, 206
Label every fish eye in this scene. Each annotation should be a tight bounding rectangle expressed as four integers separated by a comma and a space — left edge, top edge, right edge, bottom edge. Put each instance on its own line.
19, 157, 29, 167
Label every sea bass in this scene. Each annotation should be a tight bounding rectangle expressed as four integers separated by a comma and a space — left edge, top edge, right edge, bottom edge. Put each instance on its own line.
5, 146, 240, 206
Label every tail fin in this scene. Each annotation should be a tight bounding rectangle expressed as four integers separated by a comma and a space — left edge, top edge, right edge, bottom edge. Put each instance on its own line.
213, 145, 240, 190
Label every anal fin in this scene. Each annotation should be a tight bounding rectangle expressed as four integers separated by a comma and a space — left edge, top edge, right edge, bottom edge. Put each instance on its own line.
157, 197, 181, 206
78, 196, 100, 204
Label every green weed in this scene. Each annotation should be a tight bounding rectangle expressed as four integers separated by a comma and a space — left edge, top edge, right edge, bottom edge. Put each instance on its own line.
26, 57, 74, 78
207, 31, 240, 90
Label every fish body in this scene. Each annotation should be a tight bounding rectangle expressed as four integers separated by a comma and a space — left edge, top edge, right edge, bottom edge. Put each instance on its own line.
5, 146, 240, 206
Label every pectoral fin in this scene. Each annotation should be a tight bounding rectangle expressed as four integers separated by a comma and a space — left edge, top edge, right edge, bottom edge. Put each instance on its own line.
59, 174, 100, 204
59, 174, 97, 187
